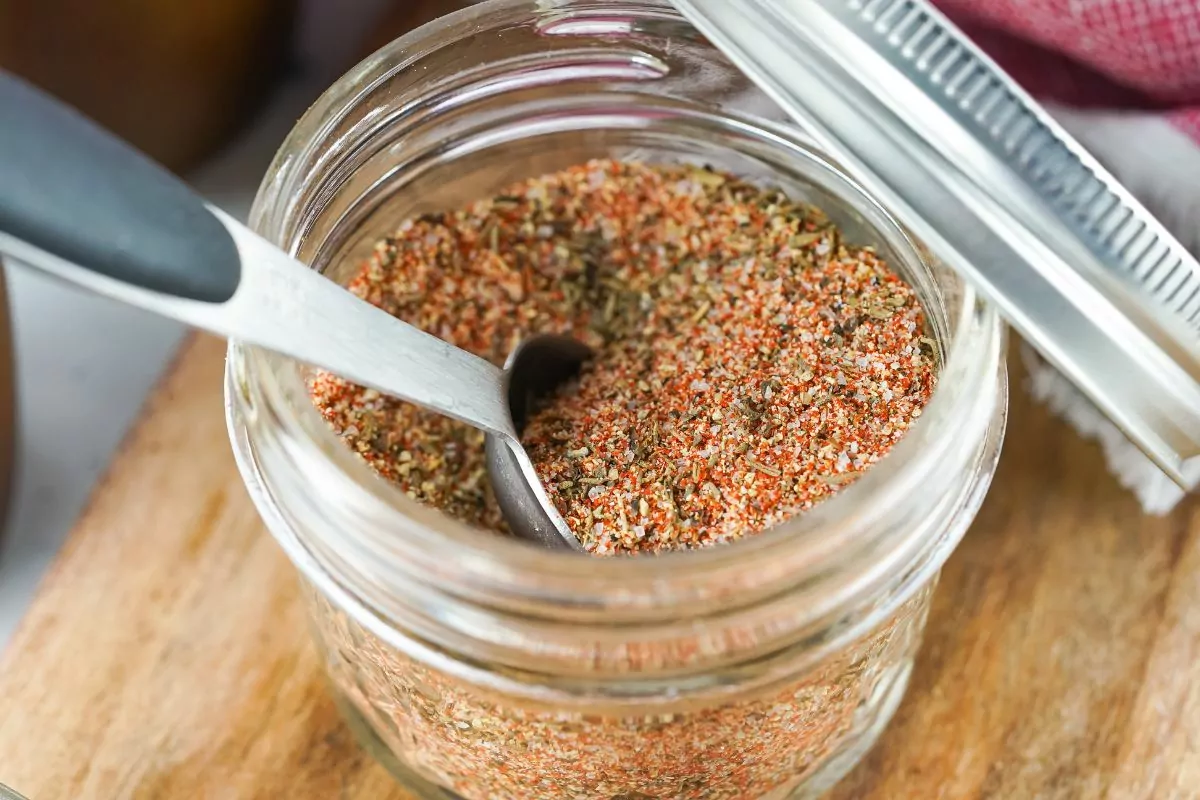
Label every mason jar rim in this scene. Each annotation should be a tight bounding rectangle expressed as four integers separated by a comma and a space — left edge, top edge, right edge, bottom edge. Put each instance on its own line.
226, 0, 1006, 632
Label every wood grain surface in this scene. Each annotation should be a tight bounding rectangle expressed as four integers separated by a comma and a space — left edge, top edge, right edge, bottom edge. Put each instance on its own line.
0, 334, 1197, 799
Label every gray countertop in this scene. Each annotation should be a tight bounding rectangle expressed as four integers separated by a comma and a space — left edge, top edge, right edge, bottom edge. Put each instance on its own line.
0, 81, 319, 646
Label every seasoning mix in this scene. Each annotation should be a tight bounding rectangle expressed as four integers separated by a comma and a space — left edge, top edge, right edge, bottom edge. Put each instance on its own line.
301, 158, 941, 798
310, 583, 931, 800
310, 159, 936, 555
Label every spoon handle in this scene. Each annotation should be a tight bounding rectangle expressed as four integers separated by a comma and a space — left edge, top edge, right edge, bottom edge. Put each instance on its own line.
0, 70, 241, 303
0, 71, 515, 438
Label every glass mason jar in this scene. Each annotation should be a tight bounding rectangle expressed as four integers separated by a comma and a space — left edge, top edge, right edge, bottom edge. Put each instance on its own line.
225, 1, 1008, 797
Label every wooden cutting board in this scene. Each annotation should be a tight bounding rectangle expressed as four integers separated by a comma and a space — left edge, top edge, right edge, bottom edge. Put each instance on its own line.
0, 334, 1197, 799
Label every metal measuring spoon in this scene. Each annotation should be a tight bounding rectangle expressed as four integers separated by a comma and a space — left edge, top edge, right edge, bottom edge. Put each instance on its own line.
0, 71, 586, 551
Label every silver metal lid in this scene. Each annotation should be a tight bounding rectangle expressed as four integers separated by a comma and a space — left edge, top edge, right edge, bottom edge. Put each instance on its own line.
673, 0, 1200, 489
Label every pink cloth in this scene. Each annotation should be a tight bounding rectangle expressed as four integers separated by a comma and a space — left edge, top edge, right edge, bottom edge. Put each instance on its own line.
933, 0, 1200, 142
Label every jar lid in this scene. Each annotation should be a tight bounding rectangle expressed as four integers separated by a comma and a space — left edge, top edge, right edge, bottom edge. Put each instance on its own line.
673, 0, 1200, 489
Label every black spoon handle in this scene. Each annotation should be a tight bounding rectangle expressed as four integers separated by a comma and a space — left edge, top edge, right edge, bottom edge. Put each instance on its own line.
0, 70, 240, 303
0, 73, 518, 442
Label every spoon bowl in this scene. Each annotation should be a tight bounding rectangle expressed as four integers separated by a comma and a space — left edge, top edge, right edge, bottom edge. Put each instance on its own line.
486, 334, 592, 551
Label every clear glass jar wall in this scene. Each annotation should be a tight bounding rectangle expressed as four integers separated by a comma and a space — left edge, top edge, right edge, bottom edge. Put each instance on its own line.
225, 1, 1009, 798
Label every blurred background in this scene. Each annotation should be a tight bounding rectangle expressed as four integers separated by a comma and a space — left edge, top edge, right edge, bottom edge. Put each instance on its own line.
0, 0, 469, 644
